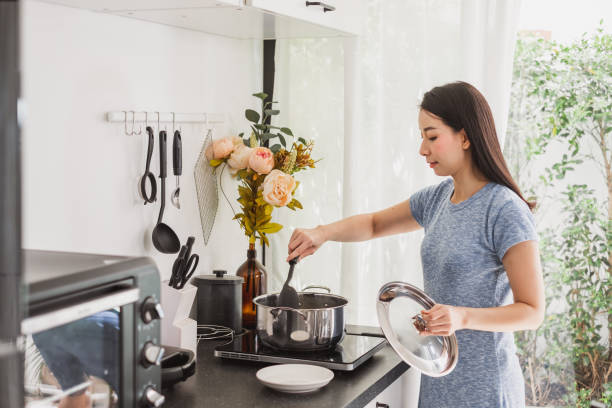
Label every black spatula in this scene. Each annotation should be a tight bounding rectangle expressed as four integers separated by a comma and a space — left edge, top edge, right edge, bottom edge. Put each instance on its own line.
278, 257, 299, 309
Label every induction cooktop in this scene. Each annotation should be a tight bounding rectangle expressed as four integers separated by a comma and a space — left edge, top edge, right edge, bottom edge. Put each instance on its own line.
213, 325, 387, 371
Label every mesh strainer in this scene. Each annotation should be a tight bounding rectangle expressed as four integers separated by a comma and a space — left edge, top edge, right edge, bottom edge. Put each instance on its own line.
194, 129, 218, 245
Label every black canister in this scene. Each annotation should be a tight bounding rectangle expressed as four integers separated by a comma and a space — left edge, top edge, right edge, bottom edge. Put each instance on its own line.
191, 270, 243, 333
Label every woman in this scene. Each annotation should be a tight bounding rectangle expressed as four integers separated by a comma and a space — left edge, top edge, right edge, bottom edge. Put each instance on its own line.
286, 81, 544, 408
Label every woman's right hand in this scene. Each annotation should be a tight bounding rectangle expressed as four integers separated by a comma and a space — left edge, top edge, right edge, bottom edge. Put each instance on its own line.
287, 226, 326, 262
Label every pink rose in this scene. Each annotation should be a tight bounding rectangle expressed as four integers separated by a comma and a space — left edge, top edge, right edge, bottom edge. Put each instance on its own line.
248, 147, 274, 174
262, 169, 296, 207
230, 136, 245, 149
205, 137, 234, 160
227, 144, 253, 170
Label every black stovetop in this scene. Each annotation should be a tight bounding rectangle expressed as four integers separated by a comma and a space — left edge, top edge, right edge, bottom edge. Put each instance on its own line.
213, 325, 387, 371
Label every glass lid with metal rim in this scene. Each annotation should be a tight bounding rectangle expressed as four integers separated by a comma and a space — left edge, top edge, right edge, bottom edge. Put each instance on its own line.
376, 281, 458, 377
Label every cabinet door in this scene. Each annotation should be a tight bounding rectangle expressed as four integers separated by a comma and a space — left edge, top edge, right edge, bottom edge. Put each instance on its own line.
39, 0, 240, 12
247, 0, 365, 36
364, 373, 405, 408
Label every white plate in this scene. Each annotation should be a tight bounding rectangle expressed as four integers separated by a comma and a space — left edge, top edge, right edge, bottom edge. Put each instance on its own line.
256, 364, 334, 393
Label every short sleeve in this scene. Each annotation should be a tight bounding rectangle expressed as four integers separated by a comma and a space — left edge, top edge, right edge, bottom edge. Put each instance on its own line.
409, 184, 439, 228
492, 200, 538, 261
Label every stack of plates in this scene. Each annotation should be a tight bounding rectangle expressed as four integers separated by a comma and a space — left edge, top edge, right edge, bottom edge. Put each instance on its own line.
256, 364, 334, 393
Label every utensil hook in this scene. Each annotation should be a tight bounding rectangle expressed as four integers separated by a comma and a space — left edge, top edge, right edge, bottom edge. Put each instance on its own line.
175, 112, 182, 132
131, 111, 142, 135
144, 111, 150, 130
172, 112, 183, 134
123, 111, 133, 136
204, 113, 214, 141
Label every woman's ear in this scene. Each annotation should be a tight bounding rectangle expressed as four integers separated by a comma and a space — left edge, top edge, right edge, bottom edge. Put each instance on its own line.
460, 129, 470, 150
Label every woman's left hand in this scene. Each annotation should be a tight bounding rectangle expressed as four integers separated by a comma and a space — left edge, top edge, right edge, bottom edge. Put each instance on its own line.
418, 304, 466, 336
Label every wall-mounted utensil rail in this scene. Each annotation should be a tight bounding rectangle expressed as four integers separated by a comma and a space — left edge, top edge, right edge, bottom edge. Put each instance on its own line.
106, 111, 225, 126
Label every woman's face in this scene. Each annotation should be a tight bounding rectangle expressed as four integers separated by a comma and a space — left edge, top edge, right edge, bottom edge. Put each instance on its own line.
418, 109, 470, 177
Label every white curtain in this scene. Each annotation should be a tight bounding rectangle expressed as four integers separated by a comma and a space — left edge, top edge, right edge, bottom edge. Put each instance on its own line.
271, 0, 522, 326
268, 38, 345, 296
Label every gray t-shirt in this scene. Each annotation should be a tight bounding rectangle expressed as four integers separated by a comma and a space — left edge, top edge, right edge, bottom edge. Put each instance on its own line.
410, 178, 537, 408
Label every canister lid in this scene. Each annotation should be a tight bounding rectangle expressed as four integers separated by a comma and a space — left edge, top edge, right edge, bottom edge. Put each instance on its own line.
376, 281, 458, 378
191, 270, 243, 286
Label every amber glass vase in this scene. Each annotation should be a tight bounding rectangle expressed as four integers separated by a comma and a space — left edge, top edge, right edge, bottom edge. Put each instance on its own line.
236, 243, 267, 330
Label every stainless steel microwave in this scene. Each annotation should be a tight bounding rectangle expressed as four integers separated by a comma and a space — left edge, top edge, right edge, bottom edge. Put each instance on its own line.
22, 250, 166, 408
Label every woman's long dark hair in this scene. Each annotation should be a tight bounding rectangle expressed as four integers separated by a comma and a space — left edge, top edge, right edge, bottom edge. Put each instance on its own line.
420, 81, 536, 211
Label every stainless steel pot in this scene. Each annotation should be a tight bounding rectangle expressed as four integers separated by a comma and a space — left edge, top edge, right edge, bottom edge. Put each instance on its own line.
253, 286, 347, 351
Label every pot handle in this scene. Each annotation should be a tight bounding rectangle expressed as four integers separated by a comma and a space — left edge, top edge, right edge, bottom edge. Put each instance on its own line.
269, 306, 307, 321
301, 285, 331, 293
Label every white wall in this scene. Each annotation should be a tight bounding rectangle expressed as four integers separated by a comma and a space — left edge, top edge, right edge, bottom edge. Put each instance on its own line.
21, 0, 263, 281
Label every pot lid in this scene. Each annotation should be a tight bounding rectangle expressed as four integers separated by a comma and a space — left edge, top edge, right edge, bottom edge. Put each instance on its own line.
191, 270, 243, 286
376, 281, 458, 377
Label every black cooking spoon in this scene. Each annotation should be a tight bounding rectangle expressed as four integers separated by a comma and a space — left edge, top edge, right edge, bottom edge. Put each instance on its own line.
152, 130, 180, 254
278, 257, 299, 309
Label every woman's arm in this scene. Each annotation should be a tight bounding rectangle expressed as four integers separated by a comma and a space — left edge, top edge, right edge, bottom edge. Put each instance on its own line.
421, 240, 545, 335
287, 199, 422, 261
325, 199, 422, 241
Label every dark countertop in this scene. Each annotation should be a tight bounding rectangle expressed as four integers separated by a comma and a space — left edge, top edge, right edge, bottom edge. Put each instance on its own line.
162, 326, 409, 408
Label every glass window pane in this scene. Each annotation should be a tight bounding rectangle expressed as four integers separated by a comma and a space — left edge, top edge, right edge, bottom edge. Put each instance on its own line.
24, 309, 120, 408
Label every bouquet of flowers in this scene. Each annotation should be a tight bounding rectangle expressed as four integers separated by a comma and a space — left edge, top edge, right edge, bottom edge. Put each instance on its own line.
207, 92, 317, 247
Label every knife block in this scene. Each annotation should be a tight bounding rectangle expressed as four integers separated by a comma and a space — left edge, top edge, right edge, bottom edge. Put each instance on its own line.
161, 281, 197, 355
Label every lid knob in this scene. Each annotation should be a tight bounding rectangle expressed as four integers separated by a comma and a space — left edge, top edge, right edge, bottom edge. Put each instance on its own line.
213, 270, 227, 278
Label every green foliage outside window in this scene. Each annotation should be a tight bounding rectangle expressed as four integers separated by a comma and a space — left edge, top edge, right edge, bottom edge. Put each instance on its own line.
506, 22, 611, 407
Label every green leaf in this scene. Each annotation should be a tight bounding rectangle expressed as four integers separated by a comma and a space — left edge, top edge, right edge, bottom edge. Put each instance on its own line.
238, 186, 252, 199
270, 144, 282, 153
298, 137, 307, 145
289, 198, 303, 209
243, 217, 254, 235
280, 127, 294, 136
264, 109, 280, 116
278, 134, 286, 147
256, 215, 272, 227
261, 133, 275, 142
264, 204, 273, 216
245, 109, 260, 123
249, 131, 257, 147
252, 92, 268, 100
258, 223, 283, 234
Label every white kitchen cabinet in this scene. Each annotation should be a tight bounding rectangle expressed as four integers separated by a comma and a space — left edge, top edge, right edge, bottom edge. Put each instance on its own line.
36, 0, 365, 39
247, 0, 366, 36
363, 373, 405, 408
37, 0, 241, 12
